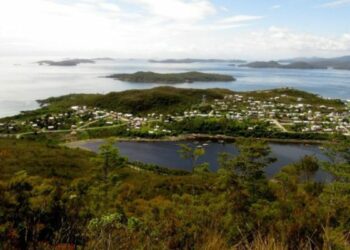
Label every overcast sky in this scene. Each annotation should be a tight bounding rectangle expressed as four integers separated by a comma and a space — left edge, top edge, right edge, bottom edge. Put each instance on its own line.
1, 0, 350, 59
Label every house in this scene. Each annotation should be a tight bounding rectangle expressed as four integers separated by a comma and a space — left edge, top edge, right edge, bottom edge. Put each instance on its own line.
71, 106, 80, 111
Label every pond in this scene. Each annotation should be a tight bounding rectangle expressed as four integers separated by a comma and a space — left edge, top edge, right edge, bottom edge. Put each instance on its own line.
79, 140, 332, 181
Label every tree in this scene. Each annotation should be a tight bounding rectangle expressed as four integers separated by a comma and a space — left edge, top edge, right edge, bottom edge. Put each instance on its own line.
218, 139, 275, 202
178, 143, 205, 173
295, 155, 319, 181
320, 136, 350, 233
99, 139, 121, 181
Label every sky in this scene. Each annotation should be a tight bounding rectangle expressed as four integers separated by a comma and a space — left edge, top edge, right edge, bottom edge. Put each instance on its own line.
0, 0, 350, 60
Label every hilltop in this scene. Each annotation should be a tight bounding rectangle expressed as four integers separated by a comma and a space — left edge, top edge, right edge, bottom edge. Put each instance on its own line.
35, 87, 233, 115
106, 71, 235, 84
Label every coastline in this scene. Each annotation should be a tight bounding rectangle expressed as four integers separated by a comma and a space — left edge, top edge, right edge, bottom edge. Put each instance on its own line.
64, 133, 326, 150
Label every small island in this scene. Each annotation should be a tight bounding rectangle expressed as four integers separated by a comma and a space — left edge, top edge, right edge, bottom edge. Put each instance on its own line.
37, 59, 95, 66
106, 71, 236, 83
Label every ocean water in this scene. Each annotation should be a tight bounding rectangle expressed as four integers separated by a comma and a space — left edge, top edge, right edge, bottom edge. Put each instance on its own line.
1, 57, 350, 118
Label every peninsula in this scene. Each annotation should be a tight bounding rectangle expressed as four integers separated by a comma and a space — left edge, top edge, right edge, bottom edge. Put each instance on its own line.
1, 86, 348, 142
106, 71, 235, 83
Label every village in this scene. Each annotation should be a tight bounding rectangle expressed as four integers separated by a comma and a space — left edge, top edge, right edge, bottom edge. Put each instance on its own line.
0, 92, 349, 138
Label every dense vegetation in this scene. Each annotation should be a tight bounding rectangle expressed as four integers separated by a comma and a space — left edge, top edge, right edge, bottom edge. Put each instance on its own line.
0, 136, 349, 249
106, 71, 235, 83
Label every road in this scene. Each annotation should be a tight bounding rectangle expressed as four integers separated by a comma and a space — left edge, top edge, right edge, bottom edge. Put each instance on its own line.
269, 119, 288, 132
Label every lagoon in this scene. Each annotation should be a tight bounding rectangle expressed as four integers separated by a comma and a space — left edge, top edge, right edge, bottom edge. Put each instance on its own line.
76, 140, 332, 181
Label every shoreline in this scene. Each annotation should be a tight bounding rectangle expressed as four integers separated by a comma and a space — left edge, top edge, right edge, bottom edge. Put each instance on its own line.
64, 133, 326, 149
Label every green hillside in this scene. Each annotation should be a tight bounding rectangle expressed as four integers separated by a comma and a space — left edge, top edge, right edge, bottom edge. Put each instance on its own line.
35, 87, 233, 115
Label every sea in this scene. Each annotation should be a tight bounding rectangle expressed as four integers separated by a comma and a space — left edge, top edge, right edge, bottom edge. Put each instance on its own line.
1, 56, 350, 118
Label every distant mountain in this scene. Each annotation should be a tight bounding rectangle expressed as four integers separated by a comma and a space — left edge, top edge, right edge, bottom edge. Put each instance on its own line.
242, 56, 350, 70
37, 59, 95, 66
149, 58, 246, 64
240, 61, 326, 70
280, 55, 350, 64
277, 55, 350, 70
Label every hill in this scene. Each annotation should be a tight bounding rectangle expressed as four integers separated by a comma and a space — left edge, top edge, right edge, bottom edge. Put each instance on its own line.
24, 86, 344, 119
275, 55, 350, 70
106, 71, 235, 84
0, 136, 349, 249
35, 87, 233, 115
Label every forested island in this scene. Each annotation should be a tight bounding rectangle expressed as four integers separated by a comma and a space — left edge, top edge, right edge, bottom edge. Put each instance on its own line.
106, 71, 235, 83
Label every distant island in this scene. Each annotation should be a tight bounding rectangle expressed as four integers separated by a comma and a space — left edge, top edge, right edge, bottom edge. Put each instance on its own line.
242, 55, 350, 70
37, 59, 95, 66
106, 71, 236, 83
240, 61, 327, 70
149, 58, 246, 64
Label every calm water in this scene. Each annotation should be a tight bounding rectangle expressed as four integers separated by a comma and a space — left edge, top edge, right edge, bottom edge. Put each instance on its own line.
1, 57, 350, 118
80, 140, 332, 181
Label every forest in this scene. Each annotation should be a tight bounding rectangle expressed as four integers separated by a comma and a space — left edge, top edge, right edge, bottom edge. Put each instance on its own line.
0, 135, 349, 249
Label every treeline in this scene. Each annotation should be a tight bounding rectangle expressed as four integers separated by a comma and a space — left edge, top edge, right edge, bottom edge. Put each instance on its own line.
68, 117, 331, 141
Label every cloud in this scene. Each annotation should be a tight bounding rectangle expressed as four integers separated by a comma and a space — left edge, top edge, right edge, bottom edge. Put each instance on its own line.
319, 0, 350, 8
0, 0, 349, 59
218, 15, 264, 24
129, 0, 216, 22
237, 26, 350, 58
